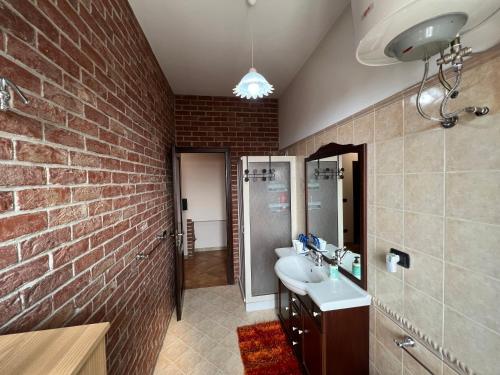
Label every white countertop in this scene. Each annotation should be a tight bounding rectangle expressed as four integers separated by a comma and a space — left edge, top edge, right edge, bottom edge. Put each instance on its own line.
275, 247, 372, 312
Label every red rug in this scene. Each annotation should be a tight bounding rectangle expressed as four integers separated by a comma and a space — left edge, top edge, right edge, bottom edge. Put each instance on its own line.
237, 321, 302, 375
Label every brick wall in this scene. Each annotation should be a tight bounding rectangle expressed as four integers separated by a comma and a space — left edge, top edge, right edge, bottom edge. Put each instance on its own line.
0, 1, 175, 374
175, 95, 280, 277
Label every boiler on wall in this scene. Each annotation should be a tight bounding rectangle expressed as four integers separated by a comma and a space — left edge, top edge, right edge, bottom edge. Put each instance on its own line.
351, 0, 500, 128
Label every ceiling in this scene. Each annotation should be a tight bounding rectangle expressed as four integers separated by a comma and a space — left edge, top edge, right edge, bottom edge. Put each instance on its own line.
128, 0, 349, 97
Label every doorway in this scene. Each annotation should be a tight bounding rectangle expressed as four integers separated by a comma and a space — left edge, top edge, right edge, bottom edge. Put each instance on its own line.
176, 147, 233, 289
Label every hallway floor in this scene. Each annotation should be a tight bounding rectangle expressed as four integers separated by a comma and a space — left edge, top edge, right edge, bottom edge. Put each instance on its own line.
154, 285, 276, 374
184, 250, 228, 289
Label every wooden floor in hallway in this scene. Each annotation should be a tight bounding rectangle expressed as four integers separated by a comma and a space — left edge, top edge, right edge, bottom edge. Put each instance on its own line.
184, 250, 228, 289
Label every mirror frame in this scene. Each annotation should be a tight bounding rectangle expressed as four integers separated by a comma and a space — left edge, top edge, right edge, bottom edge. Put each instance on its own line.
305, 142, 368, 290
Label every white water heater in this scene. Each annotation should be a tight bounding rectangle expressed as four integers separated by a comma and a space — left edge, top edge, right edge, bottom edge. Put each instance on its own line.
352, 0, 500, 66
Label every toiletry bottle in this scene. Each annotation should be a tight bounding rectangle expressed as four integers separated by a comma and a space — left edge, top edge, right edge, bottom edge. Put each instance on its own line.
329, 263, 339, 280
352, 256, 361, 278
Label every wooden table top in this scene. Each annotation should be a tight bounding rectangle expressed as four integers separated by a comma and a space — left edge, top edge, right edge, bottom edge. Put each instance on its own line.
0, 323, 110, 375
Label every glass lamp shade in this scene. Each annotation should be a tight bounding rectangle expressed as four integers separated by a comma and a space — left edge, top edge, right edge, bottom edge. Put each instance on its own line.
233, 68, 274, 99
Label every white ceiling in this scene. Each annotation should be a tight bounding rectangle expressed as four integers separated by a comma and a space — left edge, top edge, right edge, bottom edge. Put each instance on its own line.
128, 0, 349, 97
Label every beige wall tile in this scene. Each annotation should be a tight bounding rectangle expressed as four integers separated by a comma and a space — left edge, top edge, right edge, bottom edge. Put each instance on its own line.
376, 174, 403, 209
404, 86, 445, 135
444, 263, 500, 334
445, 218, 500, 279
376, 269, 404, 314
314, 130, 328, 149
405, 173, 444, 216
376, 138, 404, 174
338, 121, 354, 144
376, 308, 404, 359
296, 140, 307, 156
404, 284, 444, 345
404, 212, 444, 257
404, 129, 444, 173
375, 338, 403, 375
376, 207, 403, 245
446, 171, 500, 225
305, 137, 316, 155
375, 100, 404, 142
445, 113, 500, 171
403, 342, 443, 375
367, 173, 375, 204
354, 112, 375, 145
367, 143, 375, 175
404, 248, 443, 301
444, 307, 500, 375
368, 204, 376, 235
443, 364, 460, 375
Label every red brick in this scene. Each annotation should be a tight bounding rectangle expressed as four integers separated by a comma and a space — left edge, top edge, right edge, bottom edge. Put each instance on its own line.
53, 238, 89, 268
85, 105, 109, 128
49, 204, 87, 227
45, 124, 85, 149
0, 2, 35, 44
49, 168, 86, 185
16, 141, 68, 165
17, 187, 70, 210
38, 0, 78, 42
22, 264, 73, 307
0, 294, 22, 327
57, 0, 91, 41
63, 74, 96, 106
43, 82, 84, 114
0, 244, 17, 268
20, 227, 71, 260
70, 151, 100, 168
0, 137, 12, 159
6, 35, 62, 85
0, 54, 40, 93
89, 199, 113, 216
68, 114, 99, 137
0, 165, 46, 186
72, 186, 102, 202
15, 94, 65, 125
74, 247, 103, 274
91, 255, 114, 279
88, 170, 111, 184
60, 34, 93, 74
53, 271, 91, 309
0, 111, 43, 139
73, 216, 103, 239
38, 34, 79, 78
6, 0, 59, 42
86, 138, 110, 155
0, 256, 48, 296
5, 299, 52, 333
0, 212, 48, 242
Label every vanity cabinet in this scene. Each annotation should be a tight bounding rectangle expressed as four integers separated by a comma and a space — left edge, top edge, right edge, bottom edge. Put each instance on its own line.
277, 281, 369, 375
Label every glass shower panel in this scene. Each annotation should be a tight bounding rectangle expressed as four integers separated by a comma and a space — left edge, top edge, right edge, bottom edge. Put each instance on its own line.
238, 160, 246, 299
249, 162, 291, 296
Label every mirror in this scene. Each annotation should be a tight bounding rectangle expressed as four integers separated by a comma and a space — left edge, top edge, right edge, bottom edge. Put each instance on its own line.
305, 142, 367, 290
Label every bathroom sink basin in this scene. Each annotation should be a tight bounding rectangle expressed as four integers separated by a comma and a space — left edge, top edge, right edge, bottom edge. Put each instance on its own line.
274, 255, 328, 295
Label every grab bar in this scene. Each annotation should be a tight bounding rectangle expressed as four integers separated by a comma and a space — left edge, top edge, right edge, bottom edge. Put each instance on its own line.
394, 336, 434, 374
136, 230, 168, 260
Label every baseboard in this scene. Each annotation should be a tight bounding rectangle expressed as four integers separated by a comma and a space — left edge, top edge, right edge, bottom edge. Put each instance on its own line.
195, 247, 226, 252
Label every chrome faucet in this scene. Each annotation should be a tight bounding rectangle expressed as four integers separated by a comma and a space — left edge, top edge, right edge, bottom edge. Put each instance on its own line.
308, 248, 323, 267
0, 77, 29, 111
334, 246, 349, 265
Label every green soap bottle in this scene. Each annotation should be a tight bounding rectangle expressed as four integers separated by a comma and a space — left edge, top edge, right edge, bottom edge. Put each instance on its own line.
352, 256, 361, 278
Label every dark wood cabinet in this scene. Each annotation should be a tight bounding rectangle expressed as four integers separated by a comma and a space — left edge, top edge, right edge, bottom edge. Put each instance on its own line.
277, 281, 369, 375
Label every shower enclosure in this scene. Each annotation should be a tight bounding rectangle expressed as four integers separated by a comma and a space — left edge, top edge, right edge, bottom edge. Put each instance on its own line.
238, 156, 298, 311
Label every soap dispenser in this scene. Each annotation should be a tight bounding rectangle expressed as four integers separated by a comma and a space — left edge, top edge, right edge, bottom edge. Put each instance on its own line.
352, 256, 361, 278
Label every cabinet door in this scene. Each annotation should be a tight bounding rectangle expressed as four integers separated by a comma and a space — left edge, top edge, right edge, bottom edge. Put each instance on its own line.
278, 281, 290, 332
302, 307, 322, 375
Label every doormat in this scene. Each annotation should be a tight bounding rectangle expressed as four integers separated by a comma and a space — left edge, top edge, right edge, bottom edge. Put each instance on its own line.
237, 321, 302, 375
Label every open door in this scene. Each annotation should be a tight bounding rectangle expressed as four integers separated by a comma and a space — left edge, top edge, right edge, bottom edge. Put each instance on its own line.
172, 147, 184, 320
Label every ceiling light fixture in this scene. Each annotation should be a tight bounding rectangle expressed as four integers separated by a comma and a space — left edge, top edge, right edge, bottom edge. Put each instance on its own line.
233, 0, 274, 100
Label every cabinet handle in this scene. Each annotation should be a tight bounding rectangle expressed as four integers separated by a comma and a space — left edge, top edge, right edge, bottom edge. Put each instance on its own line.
292, 326, 298, 331
285, 307, 289, 311
292, 312, 298, 317
292, 341, 298, 346
313, 311, 321, 317
298, 330, 303, 335
291, 297, 297, 302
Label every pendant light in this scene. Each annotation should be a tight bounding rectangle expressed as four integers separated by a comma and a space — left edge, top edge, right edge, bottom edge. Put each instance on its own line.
233, 0, 274, 99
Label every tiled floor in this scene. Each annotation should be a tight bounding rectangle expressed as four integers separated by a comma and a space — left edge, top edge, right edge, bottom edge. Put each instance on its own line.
184, 250, 228, 289
154, 284, 277, 374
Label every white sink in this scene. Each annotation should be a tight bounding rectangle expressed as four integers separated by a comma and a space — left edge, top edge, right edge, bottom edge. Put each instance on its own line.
274, 255, 328, 295
274, 248, 372, 311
